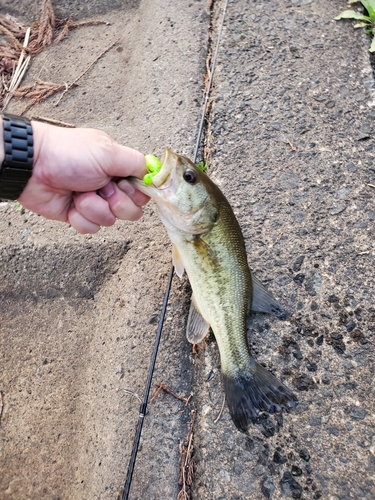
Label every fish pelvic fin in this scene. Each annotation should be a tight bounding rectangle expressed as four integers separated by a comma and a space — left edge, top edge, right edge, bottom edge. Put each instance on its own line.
186, 295, 210, 344
172, 245, 185, 278
251, 275, 288, 319
222, 361, 297, 433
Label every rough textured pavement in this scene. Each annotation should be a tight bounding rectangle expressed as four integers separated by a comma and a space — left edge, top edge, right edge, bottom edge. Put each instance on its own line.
1, 0, 375, 499
193, 1, 375, 499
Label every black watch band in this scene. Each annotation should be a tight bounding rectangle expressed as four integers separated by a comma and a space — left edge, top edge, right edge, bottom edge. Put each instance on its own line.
0, 112, 34, 200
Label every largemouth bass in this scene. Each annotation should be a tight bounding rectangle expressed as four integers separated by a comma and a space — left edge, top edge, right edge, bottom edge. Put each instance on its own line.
129, 148, 297, 432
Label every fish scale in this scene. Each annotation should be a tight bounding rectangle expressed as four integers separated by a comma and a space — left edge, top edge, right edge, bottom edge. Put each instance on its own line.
190, 201, 251, 373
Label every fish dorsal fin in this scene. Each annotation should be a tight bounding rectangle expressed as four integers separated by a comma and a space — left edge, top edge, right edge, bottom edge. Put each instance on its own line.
251, 274, 284, 317
186, 295, 210, 344
172, 245, 185, 278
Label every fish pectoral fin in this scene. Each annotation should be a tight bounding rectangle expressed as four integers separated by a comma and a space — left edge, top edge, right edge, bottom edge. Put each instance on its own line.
193, 235, 218, 263
250, 274, 288, 319
172, 245, 185, 278
186, 296, 210, 344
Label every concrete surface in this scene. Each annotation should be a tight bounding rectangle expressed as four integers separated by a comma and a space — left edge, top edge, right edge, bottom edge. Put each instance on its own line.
0, 1, 207, 499
0, 0, 375, 499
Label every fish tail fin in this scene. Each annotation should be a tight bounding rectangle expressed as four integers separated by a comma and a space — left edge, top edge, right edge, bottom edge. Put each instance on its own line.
222, 361, 297, 433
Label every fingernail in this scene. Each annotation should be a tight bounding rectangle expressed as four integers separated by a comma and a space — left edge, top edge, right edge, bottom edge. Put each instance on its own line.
99, 181, 115, 198
118, 179, 135, 195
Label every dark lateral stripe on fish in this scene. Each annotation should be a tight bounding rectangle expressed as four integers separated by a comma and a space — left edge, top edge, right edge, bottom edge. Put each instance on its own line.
222, 363, 298, 433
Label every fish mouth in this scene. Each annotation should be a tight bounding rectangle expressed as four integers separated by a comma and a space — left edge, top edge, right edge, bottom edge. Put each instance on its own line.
128, 147, 176, 197
151, 148, 176, 189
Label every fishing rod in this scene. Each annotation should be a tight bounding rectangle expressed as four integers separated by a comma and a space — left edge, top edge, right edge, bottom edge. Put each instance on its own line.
121, 1, 228, 498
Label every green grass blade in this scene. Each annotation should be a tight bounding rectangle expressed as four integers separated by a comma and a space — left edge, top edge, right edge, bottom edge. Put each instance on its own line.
335, 10, 371, 21
370, 35, 375, 51
361, 0, 375, 16
197, 161, 207, 172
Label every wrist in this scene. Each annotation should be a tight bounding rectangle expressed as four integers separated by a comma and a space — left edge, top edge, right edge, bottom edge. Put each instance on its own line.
0, 113, 34, 200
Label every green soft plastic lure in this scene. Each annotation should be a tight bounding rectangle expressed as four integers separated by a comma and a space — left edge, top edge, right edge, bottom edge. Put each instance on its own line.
144, 154, 162, 185
143, 154, 206, 185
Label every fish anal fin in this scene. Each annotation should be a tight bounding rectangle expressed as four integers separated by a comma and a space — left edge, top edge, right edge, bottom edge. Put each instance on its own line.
223, 361, 298, 433
172, 245, 185, 278
186, 296, 210, 344
251, 274, 287, 319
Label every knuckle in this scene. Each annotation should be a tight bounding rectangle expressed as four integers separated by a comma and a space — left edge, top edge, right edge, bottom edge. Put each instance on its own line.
127, 208, 142, 222
78, 196, 92, 213
95, 130, 116, 151
103, 213, 116, 226
112, 198, 140, 221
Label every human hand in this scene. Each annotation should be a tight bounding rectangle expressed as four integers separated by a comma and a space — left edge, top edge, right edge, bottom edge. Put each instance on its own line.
15, 120, 149, 233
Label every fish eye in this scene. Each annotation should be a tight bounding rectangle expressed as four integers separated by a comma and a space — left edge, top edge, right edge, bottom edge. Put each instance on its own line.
183, 170, 197, 184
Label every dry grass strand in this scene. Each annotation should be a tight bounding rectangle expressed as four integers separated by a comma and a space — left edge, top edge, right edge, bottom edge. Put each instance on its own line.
0, 391, 3, 425
11, 79, 65, 114
1, 1, 106, 109
36, 0, 55, 46
0, 24, 25, 52
54, 16, 72, 44
177, 411, 196, 500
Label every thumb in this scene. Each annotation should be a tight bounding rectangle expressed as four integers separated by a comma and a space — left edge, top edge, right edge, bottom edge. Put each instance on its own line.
102, 141, 147, 179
